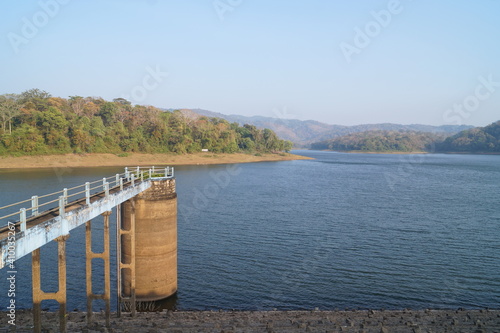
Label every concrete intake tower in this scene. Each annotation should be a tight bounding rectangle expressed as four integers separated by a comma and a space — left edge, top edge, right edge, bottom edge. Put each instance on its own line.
120, 177, 177, 301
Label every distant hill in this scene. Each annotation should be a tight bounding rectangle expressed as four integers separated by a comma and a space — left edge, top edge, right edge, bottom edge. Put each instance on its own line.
185, 109, 335, 145
435, 120, 500, 153
178, 108, 473, 147
310, 120, 500, 153
311, 130, 448, 152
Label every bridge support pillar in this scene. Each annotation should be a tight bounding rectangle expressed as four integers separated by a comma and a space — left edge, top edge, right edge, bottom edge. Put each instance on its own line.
117, 201, 136, 316
32, 234, 69, 333
85, 211, 111, 327
121, 178, 177, 303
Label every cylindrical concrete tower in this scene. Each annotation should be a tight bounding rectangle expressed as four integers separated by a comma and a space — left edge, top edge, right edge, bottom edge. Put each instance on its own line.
121, 178, 177, 301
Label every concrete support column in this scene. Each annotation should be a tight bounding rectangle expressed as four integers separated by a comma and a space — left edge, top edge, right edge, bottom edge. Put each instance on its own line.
116, 203, 122, 317
118, 199, 136, 316
121, 178, 177, 302
32, 235, 69, 333
85, 211, 111, 327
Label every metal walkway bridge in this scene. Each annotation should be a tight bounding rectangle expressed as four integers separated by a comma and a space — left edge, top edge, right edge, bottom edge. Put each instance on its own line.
0, 166, 175, 332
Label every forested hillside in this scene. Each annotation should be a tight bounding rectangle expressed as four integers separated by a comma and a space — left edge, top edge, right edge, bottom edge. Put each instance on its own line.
311, 120, 500, 153
186, 109, 472, 146
311, 130, 449, 152
0, 89, 292, 156
435, 121, 500, 153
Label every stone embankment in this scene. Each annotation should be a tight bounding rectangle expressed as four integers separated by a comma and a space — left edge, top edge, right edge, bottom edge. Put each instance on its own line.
1, 309, 499, 332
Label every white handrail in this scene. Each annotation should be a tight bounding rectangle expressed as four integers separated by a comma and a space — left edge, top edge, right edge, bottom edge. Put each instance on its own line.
0, 166, 174, 228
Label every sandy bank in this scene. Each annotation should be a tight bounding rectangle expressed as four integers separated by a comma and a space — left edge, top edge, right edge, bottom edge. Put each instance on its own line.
2, 309, 499, 332
0, 152, 312, 169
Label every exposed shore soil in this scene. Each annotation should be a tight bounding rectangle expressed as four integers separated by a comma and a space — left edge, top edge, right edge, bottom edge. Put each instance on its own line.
0, 152, 312, 169
1, 309, 499, 332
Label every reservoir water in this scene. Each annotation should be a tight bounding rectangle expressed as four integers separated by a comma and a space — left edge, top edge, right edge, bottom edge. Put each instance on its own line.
1, 150, 499, 311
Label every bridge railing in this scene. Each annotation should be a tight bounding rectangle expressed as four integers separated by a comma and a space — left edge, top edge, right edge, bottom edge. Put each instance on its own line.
0, 166, 174, 231
125, 166, 174, 179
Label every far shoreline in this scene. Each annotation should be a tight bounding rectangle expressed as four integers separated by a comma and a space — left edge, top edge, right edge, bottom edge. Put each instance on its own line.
0, 152, 313, 170
310, 149, 500, 155
308, 149, 428, 154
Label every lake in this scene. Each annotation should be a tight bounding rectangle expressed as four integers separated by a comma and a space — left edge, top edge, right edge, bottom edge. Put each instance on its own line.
0, 150, 499, 311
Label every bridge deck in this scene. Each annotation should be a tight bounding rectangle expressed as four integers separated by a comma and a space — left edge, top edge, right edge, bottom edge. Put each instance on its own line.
0, 179, 133, 240
0, 175, 169, 269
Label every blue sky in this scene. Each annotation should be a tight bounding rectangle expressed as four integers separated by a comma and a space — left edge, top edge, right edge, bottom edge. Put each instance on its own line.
1, 0, 499, 126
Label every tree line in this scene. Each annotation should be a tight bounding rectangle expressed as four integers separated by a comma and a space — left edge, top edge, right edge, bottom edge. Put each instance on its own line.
310, 130, 448, 152
311, 121, 500, 153
0, 89, 293, 156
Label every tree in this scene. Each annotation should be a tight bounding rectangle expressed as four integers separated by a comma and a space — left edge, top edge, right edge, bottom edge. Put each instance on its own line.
20, 88, 51, 103
113, 98, 131, 106
0, 94, 21, 134
69, 96, 86, 117
98, 102, 118, 126
283, 140, 293, 152
262, 128, 279, 151
3, 124, 47, 154
38, 107, 68, 133
83, 101, 99, 118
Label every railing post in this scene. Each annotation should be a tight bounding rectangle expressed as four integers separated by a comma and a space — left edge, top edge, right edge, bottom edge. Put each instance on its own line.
136, 166, 140, 176
131, 174, 135, 186
149, 168, 152, 179
164, 167, 168, 178
141, 171, 144, 182
31, 195, 39, 217
20, 208, 26, 232
63, 188, 68, 205
104, 182, 109, 197
102, 178, 106, 188
172, 167, 174, 178
116, 174, 120, 187
59, 196, 65, 217
85, 182, 90, 205
125, 167, 129, 180
120, 178, 123, 191
152, 166, 155, 174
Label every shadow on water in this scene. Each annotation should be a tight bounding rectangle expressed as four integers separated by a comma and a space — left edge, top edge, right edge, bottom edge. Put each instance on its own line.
153, 293, 178, 311
124, 294, 178, 312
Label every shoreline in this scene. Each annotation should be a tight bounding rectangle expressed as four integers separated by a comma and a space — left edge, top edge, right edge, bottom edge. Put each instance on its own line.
0, 152, 313, 170
3, 309, 499, 332
307, 149, 429, 154
334, 150, 428, 154
313, 149, 500, 155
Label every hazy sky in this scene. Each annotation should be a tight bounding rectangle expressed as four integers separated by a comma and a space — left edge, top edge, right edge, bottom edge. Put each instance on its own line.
1, 0, 499, 126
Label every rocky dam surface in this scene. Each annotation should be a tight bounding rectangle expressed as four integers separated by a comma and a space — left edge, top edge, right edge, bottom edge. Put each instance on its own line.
1, 309, 500, 332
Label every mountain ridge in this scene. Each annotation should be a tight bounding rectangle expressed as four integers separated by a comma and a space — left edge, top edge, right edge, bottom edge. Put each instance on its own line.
177, 108, 473, 147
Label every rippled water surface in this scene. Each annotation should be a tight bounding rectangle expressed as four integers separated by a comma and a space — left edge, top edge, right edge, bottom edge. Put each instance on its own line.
1, 151, 499, 311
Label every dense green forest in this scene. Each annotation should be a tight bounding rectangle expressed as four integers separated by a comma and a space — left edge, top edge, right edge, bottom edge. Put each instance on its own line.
310, 130, 449, 152
311, 121, 500, 153
435, 121, 500, 153
0, 89, 293, 156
